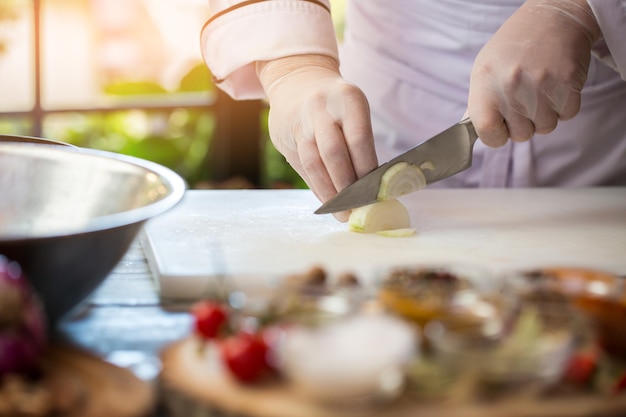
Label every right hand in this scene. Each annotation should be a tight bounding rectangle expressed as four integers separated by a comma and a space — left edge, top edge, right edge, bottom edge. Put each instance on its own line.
257, 55, 378, 222
467, 0, 601, 146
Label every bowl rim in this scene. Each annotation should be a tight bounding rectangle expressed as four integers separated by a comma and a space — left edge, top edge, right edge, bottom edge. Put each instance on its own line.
0, 142, 187, 242
0, 133, 76, 147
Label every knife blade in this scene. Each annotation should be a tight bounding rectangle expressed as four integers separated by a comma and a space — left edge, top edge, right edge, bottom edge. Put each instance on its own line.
315, 118, 478, 214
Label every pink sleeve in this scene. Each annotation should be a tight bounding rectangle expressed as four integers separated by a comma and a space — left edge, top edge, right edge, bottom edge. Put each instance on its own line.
201, 0, 339, 100
587, 0, 626, 80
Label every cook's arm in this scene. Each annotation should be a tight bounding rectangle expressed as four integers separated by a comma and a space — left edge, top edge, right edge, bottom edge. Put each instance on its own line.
201, 0, 378, 223
587, 0, 626, 79
201, 0, 339, 99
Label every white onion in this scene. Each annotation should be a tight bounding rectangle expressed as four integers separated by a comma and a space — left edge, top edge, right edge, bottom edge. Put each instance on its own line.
348, 199, 412, 234
377, 162, 427, 200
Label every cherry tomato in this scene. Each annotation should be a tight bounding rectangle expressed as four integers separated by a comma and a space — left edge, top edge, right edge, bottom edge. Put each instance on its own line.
220, 332, 269, 383
192, 300, 228, 339
563, 351, 598, 386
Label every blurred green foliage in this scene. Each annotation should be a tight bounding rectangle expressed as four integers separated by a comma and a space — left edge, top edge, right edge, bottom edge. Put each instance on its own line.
178, 63, 216, 93
42, 62, 305, 189
46, 107, 216, 188
104, 81, 168, 96
43, 63, 216, 188
0, 61, 305, 189
0, 117, 32, 135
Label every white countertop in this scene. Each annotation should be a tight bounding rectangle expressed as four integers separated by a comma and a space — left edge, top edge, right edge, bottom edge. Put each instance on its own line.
141, 188, 626, 299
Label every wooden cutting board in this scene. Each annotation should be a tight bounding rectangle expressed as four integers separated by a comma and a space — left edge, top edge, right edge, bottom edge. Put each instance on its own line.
140, 188, 626, 299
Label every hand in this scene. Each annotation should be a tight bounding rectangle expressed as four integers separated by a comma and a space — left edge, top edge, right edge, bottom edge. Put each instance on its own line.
468, 0, 601, 146
257, 55, 378, 222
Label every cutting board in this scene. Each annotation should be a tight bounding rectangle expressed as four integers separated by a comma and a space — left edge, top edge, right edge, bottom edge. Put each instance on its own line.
140, 188, 626, 299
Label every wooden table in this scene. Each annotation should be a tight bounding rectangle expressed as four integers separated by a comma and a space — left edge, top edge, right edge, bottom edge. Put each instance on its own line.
57, 239, 189, 416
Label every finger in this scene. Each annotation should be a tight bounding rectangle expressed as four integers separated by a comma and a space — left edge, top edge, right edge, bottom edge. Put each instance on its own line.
470, 111, 510, 148
503, 81, 537, 142
468, 74, 510, 147
292, 132, 350, 223
476, 116, 510, 147
282, 148, 322, 200
297, 134, 338, 204
503, 110, 535, 142
276, 116, 335, 205
332, 86, 378, 179
532, 98, 559, 134
510, 72, 558, 134
332, 210, 350, 223
468, 98, 509, 147
554, 87, 582, 121
316, 115, 358, 192
315, 119, 356, 223
342, 118, 377, 180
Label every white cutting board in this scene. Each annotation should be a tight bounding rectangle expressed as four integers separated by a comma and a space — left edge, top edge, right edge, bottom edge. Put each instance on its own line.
141, 188, 626, 299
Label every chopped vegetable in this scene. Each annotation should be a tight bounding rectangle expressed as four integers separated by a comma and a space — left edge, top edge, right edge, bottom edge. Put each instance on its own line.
219, 332, 270, 383
563, 351, 598, 386
192, 300, 228, 340
420, 161, 435, 172
376, 228, 416, 237
0, 255, 47, 375
348, 199, 412, 234
377, 162, 427, 200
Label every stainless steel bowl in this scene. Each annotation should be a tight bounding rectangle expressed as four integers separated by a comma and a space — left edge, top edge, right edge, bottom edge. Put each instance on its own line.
0, 142, 186, 324
0, 133, 75, 147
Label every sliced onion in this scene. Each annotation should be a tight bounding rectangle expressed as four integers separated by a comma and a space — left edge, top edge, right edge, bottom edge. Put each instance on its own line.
375, 228, 416, 237
377, 162, 427, 200
348, 199, 412, 234
0, 255, 47, 375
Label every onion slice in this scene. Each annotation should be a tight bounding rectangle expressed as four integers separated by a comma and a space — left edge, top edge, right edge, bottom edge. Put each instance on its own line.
376, 228, 416, 237
348, 199, 412, 234
377, 162, 427, 200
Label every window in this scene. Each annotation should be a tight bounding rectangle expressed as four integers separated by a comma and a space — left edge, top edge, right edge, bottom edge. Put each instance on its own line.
0, 0, 292, 188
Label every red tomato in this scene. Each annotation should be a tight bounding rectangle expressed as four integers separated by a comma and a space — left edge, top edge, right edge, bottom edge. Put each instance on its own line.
220, 332, 269, 383
563, 351, 598, 385
192, 300, 228, 339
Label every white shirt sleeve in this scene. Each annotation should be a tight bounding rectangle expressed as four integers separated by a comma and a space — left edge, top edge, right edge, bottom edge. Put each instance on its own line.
587, 0, 626, 80
201, 0, 339, 99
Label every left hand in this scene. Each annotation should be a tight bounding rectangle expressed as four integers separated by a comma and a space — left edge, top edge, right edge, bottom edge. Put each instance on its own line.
256, 55, 378, 222
468, 0, 601, 146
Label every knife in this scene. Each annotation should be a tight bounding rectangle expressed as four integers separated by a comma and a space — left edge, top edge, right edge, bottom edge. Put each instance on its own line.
315, 118, 478, 214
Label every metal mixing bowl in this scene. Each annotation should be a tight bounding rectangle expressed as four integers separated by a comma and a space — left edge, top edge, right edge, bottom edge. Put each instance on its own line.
0, 133, 75, 147
0, 142, 186, 324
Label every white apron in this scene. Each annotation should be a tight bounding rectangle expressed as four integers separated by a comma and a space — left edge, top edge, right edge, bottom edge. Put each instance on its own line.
339, 0, 626, 187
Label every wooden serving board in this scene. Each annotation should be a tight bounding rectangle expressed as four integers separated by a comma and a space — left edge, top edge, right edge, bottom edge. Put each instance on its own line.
141, 188, 626, 299
160, 338, 626, 417
41, 344, 155, 417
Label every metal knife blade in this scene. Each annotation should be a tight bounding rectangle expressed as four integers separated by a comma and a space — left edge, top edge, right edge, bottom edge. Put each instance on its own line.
315, 118, 478, 214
